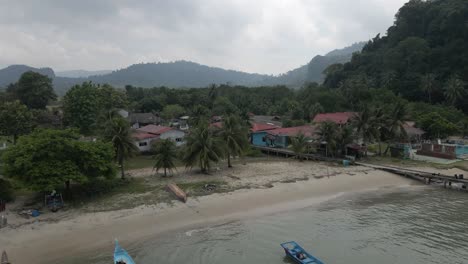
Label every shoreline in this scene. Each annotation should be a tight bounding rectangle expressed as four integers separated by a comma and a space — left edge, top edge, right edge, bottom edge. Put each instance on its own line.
0, 162, 418, 263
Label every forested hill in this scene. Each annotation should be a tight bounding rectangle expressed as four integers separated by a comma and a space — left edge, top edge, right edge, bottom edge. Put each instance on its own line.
324, 0, 468, 112
0, 43, 363, 95
258, 42, 365, 87
0, 65, 55, 88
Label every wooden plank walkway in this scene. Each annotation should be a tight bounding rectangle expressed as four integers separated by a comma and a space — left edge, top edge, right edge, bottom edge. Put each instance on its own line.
356, 162, 468, 186
251, 145, 343, 163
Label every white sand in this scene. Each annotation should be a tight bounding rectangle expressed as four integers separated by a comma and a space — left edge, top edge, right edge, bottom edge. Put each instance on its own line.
0, 161, 416, 263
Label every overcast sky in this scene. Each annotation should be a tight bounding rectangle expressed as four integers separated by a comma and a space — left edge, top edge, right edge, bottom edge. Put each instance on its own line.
0, 0, 408, 75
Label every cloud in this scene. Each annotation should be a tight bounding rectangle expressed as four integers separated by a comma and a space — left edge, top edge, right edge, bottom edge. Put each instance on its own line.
0, 0, 408, 74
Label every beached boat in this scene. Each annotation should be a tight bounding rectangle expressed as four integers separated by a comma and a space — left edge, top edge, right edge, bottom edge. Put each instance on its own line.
167, 183, 187, 202
1, 251, 10, 264
114, 240, 136, 264
281, 241, 324, 264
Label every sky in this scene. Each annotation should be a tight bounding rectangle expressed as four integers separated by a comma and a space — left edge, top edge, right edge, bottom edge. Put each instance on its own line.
0, 0, 408, 75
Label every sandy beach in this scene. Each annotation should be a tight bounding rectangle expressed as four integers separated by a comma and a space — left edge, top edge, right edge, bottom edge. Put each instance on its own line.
0, 161, 417, 263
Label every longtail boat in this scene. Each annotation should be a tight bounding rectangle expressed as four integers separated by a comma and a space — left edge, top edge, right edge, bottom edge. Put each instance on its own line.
167, 183, 187, 202
114, 240, 135, 264
280, 241, 324, 264
1, 251, 10, 264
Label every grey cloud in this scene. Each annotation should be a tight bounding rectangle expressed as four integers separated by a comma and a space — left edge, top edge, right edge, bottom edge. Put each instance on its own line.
0, 0, 408, 74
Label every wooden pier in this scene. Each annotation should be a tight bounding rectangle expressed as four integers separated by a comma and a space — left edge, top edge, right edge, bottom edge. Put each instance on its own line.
251, 145, 343, 163
356, 162, 468, 189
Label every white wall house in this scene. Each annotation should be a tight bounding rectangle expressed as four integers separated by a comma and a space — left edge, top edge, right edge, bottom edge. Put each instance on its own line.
133, 125, 185, 152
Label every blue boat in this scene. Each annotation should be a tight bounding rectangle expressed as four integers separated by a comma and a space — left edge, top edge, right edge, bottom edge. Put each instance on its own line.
114, 240, 136, 264
280, 241, 324, 264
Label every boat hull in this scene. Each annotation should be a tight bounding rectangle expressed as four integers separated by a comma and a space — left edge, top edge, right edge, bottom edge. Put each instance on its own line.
114, 240, 136, 264
280, 241, 324, 264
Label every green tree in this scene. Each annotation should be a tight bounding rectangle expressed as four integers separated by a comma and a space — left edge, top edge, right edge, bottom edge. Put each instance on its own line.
152, 139, 178, 177
317, 121, 338, 157
336, 125, 354, 156
182, 121, 225, 173
309, 102, 324, 120
161, 104, 185, 121
291, 133, 308, 161
96, 84, 128, 110
11, 71, 56, 109
352, 107, 381, 155
444, 75, 465, 106
63, 82, 100, 135
418, 112, 459, 138
0, 101, 34, 144
101, 113, 138, 179
2, 129, 115, 192
420, 73, 436, 103
219, 115, 249, 167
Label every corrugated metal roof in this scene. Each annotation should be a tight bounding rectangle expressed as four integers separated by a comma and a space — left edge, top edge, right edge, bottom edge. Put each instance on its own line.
137, 124, 173, 135
313, 112, 357, 124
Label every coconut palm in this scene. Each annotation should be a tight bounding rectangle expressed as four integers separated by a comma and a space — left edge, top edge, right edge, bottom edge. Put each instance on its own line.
352, 106, 383, 156
219, 115, 249, 168
182, 121, 225, 173
317, 121, 338, 157
152, 139, 178, 177
383, 101, 409, 154
444, 75, 465, 106
102, 114, 138, 179
420, 73, 436, 103
336, 125, 354, 156
291, 133, 308, 161
309, 102, 324, 120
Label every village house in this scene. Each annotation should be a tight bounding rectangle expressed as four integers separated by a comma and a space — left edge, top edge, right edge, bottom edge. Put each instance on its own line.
128, 112, 161, 129
251, 125, 316, 148
312, 112, 357, 126
133, 124, 185, 152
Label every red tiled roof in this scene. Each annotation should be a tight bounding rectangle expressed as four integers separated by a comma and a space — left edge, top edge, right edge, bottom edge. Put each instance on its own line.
267, 125, 316, 137
210, 122, 223, 129
137, 125, 173, 135
133, 131, 159, 140
313, 112, 357, 125
251, 123, 280, 132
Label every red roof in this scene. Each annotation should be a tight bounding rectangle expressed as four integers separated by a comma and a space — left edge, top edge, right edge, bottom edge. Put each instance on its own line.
267, 125, 316, 137
251, 123, 280, 132
313, 112, 357, 125
137, 125, 173, 135
133, 131, 159, 140
210, 122, 223, 129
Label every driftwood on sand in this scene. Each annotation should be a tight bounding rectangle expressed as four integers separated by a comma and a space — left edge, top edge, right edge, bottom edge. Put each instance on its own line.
1, 251, 10, 264
167, 183, 187, 203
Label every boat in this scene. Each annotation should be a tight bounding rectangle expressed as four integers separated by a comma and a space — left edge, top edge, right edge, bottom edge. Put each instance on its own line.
167, 183, 187, 202
280, 241, 324, 264
114, 240, 136, 264
1, 251, 10, 264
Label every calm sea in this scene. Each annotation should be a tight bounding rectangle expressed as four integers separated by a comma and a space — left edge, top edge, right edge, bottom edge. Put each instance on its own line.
66, 186, 468, 264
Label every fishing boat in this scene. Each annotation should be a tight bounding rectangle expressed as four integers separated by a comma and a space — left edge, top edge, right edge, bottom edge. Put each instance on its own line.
280, 241, 324, 264
1, 251, 10, 264
167, 183, 187, 202
114, 240, 136, 264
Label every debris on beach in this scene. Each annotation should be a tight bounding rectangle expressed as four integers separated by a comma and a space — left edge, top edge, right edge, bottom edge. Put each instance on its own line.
203, 184, 217, 192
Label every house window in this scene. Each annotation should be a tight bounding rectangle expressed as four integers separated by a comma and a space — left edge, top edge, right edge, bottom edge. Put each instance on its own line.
139, 142, 148, 147
262, 136, 266, 142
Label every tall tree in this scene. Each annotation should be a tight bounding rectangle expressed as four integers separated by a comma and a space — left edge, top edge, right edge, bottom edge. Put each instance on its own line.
182, 121, 224, 173
317, 121, 338, 157
352, 107, 381, 155
101, 113, 138, 179
2, 129, 115, 192
444, 75, 465, 106
420, 73, 436, 103
291, 133, 308, 161
336, 125, 354, 156
10, 71, 56, 109
0, 100, 34, 144
219, 115, 249, 167
152, 139, 178, 177
63, 82, 100, 135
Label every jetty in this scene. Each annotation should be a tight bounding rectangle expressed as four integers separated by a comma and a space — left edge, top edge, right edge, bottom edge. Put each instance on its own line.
252, 145, 343, 163
356, 162, 468, 189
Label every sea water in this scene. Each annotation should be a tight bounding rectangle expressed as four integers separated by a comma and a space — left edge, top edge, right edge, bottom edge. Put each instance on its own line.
66, 186, 468, 264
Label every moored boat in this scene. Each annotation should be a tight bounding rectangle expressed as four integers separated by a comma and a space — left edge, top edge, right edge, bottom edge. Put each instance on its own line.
167, 183, 187, 202
1, 251, 10, 264
114, 240, 136, 264
280, 241, 324, 264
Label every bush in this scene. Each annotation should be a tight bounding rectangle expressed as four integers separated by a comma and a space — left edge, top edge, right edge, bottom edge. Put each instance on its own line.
0, 178, 15, 202
244, 146, 264, 157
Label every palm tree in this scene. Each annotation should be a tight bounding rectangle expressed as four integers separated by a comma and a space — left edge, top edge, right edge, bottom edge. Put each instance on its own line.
383, 101, 409, 154
317, 121, 338, 157
420, 73, 436, 103
444, 75, 465, 106
182, 121, 225, 173
102, 114, 138, 179
291, 133, 308, 161
352, 107, 380, 147
152, 139, 178, 177
219, 115, 249, 168
336, 125, 354, 156
309, 102, 324, 120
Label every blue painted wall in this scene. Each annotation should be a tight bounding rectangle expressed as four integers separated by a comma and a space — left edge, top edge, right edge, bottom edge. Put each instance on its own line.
252, 132, 268, 147
455, 145, 468, 157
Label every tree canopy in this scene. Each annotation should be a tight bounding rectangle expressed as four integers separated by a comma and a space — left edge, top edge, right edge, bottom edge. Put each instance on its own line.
7, 71, 56, 109
0, 100, 34, 144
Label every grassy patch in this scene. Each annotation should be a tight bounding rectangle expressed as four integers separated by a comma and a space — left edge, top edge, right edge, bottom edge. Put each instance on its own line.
365, 156, 468, 170
126, 155, 155, 170
177, 180, 231, 197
